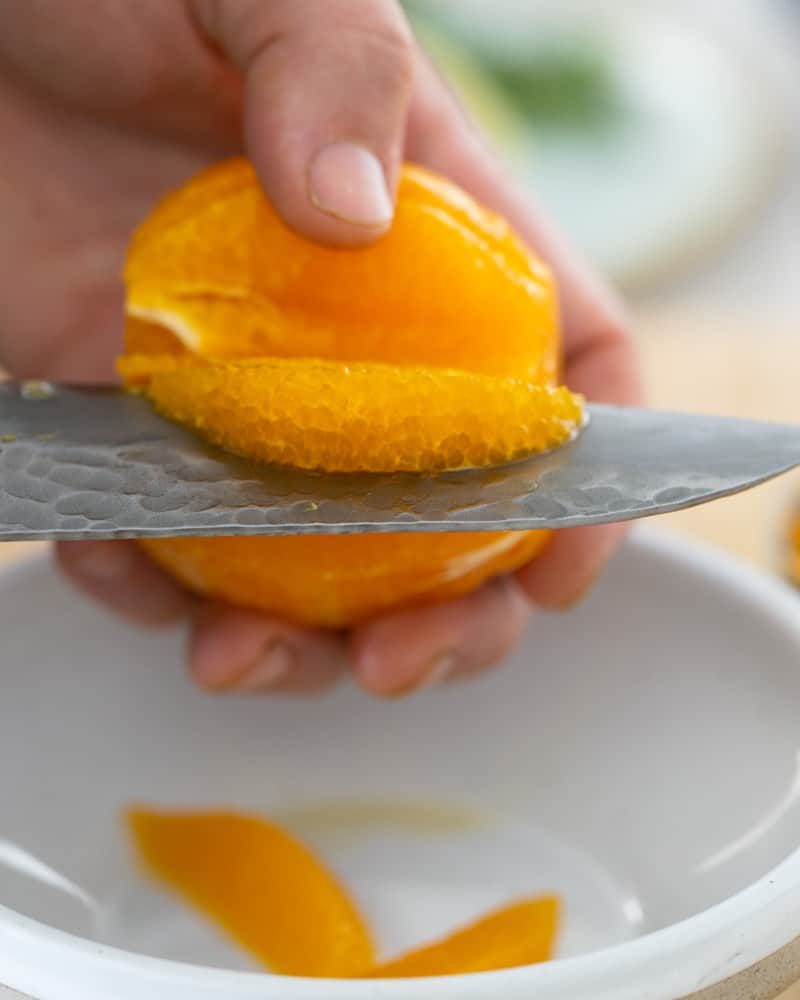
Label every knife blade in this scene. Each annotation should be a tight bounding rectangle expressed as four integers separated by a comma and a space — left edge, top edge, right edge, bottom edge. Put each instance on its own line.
0, 381, 798, 542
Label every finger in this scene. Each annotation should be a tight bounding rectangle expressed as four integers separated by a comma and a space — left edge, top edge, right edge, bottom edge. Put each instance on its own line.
351, 575, 531, 697
405, 47, 641, 395
524, 315, 641, 606
56, 540, 193, 625
189, 604, 346, 695
191, 0, 414, 245
515, 523, 627, 610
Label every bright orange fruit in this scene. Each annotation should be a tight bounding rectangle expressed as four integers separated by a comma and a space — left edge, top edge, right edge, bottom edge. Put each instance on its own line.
127, 806, 559, 979
370, 897, 560, 978
124, 160, 560, 381
126, 808, 374, 977
142, 357, 581, 473
120, 159, 579, 626
140, 530, 549, 629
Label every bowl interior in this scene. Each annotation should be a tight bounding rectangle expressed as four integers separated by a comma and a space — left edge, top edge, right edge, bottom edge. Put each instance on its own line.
1, 531, 799, 975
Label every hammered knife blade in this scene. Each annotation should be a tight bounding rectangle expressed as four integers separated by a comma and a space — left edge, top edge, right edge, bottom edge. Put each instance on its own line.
0, 381, 798, 542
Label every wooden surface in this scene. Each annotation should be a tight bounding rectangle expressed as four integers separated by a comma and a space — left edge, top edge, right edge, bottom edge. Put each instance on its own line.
640, 309, 800, 571
1, 311, 799, 995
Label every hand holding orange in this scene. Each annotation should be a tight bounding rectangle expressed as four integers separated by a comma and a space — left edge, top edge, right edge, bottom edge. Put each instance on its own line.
5, 1, 637, 694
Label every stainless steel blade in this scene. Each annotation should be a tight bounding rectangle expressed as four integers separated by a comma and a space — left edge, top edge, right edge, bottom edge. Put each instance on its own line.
0, 381, 798, 541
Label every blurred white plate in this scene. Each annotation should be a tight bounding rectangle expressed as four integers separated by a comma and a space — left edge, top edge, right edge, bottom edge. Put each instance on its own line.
2, 530, 800, 999
417, 1, 792, 292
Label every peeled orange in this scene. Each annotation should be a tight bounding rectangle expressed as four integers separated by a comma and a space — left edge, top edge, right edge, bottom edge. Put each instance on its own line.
120, 159, 581, 627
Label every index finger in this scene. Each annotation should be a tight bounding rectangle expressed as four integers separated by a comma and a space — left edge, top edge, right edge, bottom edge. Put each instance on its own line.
191, 0, 414, 246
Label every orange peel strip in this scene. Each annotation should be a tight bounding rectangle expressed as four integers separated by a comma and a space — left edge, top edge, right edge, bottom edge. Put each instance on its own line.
138, 529, 550, 628
117, 158, 572, 623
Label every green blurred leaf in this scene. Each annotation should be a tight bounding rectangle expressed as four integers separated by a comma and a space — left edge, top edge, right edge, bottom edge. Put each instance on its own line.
484, 44, 619, 126
402, 2, 620, 128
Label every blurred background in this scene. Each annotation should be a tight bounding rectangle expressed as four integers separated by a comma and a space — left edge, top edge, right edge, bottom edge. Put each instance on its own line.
403, 0, 800, 577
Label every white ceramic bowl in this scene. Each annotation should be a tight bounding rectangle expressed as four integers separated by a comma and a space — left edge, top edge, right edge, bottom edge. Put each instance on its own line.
0, 529, 799, 1000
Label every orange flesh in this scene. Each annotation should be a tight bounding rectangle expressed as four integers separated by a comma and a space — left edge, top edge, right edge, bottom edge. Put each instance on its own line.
127, 809, 373, 977
120, 158, 577, 626
369, 897, 560, 978
127, 808, 559, 979
139, 530, 548, 629
143, 357, 582, 474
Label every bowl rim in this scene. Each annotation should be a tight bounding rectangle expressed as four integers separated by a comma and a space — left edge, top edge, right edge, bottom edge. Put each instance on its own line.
1, 528, 800, 1000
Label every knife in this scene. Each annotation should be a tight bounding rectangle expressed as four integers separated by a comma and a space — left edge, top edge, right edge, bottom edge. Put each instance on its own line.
0, 380, 798, 542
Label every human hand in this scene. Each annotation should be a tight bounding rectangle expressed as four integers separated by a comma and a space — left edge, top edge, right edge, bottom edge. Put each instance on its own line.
0, 0, 640, 696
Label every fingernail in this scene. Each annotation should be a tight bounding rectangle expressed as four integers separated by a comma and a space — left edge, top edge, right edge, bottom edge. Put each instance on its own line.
71, 542, 134, 583
308, 143, 393, 227
236, 641, 292, 692
387, 651, 458, 698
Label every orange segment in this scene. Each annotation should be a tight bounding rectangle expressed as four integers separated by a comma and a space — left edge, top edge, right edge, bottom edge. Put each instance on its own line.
140, 530, 549, 628
370, 897, 560, 978
124, 161, 559, 381
788, 513, 800, 586
144, 357, 582, 473
126, 809, 373, 977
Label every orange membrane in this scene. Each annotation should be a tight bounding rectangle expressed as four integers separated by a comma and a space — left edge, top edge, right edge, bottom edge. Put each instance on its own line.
788, 513, 800, 585
123, 160, 561, 382
127, 808, 559, 979
137, 530, 549, 629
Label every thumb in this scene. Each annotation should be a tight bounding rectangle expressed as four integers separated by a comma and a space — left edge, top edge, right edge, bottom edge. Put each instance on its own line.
191, 0, 414, 246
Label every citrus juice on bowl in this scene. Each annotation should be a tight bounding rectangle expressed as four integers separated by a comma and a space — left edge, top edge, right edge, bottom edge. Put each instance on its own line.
126, 806, 559, 978
117, 158, 583, 628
